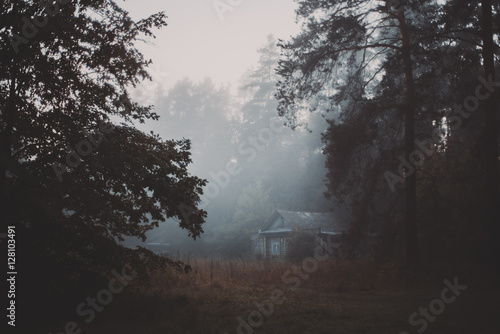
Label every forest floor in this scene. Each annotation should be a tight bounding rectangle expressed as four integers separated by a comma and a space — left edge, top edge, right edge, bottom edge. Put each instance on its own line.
67, 258, 500, 334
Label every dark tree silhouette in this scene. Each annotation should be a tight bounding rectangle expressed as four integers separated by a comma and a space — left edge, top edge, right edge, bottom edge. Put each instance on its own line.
275, 0, 437, 271
0, 0, 206, 326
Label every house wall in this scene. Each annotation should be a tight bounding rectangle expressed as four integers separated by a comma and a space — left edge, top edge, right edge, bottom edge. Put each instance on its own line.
253, 237, 264, 255
264, 235, 289, 259
256, 210, 346, 259
261, 232, 344, 260
268, 216, 285, 230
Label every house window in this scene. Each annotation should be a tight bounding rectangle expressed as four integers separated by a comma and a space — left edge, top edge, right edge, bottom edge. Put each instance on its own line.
271, 239, 280, 256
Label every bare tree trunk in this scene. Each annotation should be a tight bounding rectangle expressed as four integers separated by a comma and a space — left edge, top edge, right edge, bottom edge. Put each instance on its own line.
397, 6, 420, 272
480, 0, 499, 272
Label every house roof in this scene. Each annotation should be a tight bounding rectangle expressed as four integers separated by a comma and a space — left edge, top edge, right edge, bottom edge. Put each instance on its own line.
259, 227, 294, 234
260, 210, 347, 234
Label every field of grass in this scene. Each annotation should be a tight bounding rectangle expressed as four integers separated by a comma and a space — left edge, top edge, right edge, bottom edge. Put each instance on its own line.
60, 258, 500, 334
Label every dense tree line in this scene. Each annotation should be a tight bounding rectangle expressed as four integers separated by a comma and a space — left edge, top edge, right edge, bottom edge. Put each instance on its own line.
276, 0, 499, 271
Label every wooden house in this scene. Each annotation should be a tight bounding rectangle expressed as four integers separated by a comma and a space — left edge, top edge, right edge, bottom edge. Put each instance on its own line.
252, 210, 347, 259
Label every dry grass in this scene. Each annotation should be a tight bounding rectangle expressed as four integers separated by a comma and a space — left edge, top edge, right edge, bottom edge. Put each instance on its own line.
76, 257, 499, 334
147, 256, 389, 292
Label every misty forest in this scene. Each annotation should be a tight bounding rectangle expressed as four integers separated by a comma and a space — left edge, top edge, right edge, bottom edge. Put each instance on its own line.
1, 0, 499, 333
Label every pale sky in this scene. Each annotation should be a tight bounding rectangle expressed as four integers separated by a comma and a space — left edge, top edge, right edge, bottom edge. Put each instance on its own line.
119, 0, 301, 93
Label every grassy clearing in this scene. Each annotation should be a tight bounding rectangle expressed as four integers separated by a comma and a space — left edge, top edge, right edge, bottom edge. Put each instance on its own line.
76, 258, 499, 334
